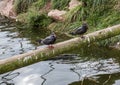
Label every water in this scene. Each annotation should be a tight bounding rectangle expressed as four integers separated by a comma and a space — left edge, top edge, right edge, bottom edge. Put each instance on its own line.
0, 25, 36, 59
0, 25, 120, 85
0, 56, 120, 85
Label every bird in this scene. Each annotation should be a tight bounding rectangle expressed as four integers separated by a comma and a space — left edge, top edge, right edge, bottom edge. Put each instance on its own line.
38, 32, 56, 49
69, 23, 88, 38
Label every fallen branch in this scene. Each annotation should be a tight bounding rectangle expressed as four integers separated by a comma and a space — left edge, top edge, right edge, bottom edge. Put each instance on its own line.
0, 24, 120, 74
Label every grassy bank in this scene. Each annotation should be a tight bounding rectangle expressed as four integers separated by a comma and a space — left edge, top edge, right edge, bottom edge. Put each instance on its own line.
14, 0, 120, 46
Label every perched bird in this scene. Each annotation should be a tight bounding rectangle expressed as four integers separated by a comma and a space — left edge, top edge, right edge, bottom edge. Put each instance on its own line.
38, 32, 56, 49
69, 23, 88, 38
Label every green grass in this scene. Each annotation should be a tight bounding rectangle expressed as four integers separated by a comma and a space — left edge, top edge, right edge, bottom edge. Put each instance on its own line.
50, 0, 119, 32
51, 0, 70, 10
16, 0, 53, 31
14, 0, 38, 14
16, 0, 119, 31
32, 0, 48, 10
16, 0, 120, 46
17, 7, 52, 31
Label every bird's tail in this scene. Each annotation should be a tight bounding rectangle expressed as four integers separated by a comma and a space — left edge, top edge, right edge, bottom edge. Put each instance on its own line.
69, 32, 76, 35
36, 39, 42, 44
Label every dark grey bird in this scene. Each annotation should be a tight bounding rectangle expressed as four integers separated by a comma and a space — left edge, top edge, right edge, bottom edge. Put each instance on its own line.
38, 32, 56, 48
69, 23, 88, 38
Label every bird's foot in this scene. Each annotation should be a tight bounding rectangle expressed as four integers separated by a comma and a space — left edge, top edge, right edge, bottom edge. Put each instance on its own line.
48, 45, 54, 49
80, 35, 85, 39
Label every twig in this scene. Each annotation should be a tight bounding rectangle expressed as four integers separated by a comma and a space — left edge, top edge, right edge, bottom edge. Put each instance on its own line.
103, 74, 111, 85
81, 77, 85, 85
87, 77, 99, 84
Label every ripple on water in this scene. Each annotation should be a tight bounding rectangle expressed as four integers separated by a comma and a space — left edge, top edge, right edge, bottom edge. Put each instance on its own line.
0, 25, 120, 85
0, 56, 120, 85
0, 26, 36, 59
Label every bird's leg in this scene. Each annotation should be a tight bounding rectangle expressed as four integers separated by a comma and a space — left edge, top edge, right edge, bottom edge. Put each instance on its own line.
48, 44, 54, 49
80, 35, 85, 39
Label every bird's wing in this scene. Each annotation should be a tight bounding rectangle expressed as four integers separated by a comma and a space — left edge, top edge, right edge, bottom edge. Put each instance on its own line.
42, 36, 53, 44
75, 27, 82, 34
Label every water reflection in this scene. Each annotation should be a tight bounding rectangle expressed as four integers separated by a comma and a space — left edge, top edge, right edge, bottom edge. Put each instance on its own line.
0, 26, 36, 59
0, 52, 120, 85
41, 61, 55, 85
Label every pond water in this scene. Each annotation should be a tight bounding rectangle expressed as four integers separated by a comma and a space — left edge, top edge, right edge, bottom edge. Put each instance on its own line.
0, 25, 36, 59
0, 25, 120, 85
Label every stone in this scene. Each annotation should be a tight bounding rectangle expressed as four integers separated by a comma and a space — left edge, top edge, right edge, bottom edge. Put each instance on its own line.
48, 9, 66, 21
0, 0, 16, 19
68, 0, 82, 10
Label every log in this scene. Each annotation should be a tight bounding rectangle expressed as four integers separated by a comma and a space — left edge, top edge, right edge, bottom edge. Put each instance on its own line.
0, 24, 120, 74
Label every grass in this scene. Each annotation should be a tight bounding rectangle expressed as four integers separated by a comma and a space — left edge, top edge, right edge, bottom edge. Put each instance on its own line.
14, 0, 38, 14
16, 0, 119, 31
53, 0, 120, 46
17, 7, 52, 32
15, 0, 120, 46
49, 0, 118, 31
51, 0, 70, 10
32, 0, 48, 10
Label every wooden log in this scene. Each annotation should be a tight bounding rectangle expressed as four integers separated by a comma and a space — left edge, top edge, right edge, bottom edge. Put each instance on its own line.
0, 24, 120, 74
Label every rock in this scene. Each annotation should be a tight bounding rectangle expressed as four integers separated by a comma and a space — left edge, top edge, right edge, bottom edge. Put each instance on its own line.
114, 1, 120, 11
0, 0, 16, 19
47, 0, 82, 21
48, 9, 66, 21
68, 0, 82, 10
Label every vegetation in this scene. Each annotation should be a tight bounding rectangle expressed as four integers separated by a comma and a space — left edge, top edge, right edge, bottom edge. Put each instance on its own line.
14, 0, 120, 46
0, 0, 120, 74
14, 0, 38, 14
51, 0, 70, 10
51, 0, 119, 31
32, 0, 48, 10
17, 10, 52, 32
